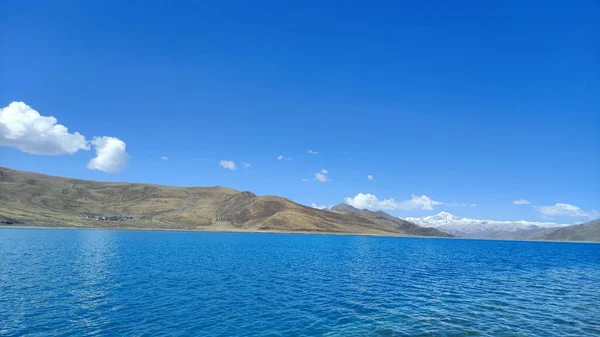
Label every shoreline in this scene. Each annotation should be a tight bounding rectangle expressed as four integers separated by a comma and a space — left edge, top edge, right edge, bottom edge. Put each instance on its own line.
1, 224, 597, 244
0, 223, 420, 238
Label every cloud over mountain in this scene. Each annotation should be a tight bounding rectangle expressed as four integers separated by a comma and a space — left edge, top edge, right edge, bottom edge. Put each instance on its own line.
0, 101, 89, 155
219, 160, 237, 170
1, 102, 130, 173
534, 203, 599, 219
344, 193, 442, 211
87, 137, 130, 173
310, 203, 331, 210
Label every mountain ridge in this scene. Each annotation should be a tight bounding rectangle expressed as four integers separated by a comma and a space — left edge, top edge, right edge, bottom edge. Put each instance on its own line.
405, 211, 568, 239
331, 204, 454, 238
0, 166, 450, 237
537, 219, 600, 242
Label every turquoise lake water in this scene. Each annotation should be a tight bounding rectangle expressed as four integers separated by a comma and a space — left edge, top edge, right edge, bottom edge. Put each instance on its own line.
1, 228, 599, 336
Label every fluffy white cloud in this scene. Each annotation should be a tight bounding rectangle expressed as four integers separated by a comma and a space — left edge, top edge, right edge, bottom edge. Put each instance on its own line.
219, 160, 237, 170
277, 155, 292, 161
513, 199, 530, 205
0, 101, 89, 155
344, 193, 443, 211
1, 102, 131, 174
534, 203, 600, 219
86, 137, 130, 173
314, 169, 330, 182
367, 175, 374, 181
310, 203, 331, 210
308, 150, 318, 155
160, 156, 168, 160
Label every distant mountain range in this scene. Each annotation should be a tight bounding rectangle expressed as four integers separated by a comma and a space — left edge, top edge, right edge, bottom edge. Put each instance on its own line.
537, 219, 600, 242
404, 212, 600, 242
0, 166, 450, 238
405, 212, 568, 240
2, 166, 597, 242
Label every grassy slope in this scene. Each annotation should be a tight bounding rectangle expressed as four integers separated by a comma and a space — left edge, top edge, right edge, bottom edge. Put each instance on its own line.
0, 166, 448, 237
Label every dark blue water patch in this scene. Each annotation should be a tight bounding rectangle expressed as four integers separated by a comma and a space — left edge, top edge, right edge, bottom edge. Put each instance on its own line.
1, 228, 599, 336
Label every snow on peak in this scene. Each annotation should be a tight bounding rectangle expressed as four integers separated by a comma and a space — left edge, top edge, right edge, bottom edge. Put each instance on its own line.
429, 211, 461, 221
404, 213, 567, 237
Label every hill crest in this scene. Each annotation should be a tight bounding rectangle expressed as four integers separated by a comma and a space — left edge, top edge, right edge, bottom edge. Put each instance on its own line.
0, 166, 451, 237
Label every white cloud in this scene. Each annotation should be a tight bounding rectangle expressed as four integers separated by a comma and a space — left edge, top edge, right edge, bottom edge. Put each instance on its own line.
242, 162, 251, 170
219, 160, 237, 170
344, 193, 443, 211
0, 101, 89, 155
534, 203, 600, 219
1, 102, 131, 174
310, 203, 331, 210
470, 204, 477, 207
314, 169, 330, 182
513, 199, 530, 205
160, 156, 168, 160
367, 175, 374, 181
308, 150, 319, 155
301, 178, 309, 182
277, 155, 292, 161
86, 137, 129, 173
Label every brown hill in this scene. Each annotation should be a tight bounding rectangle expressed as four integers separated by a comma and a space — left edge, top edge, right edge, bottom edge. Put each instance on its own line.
331, 203, 454, 237
0, 166, 451, 237
538, 219, 600, 242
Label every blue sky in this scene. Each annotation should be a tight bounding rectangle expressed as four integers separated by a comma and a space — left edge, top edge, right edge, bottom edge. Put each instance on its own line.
1, 1, 598, 223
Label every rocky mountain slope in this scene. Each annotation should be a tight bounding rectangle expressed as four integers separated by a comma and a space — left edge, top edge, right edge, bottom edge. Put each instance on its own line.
0, 166, 450, 237
405, 212, 567, 239
538, 219, 600, 242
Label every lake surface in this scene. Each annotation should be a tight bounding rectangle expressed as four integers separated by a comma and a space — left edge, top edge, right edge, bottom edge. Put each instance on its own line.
1, 228, 599, 336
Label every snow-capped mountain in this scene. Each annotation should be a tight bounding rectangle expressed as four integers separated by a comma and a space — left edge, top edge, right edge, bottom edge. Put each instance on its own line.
404, 212, 568, 239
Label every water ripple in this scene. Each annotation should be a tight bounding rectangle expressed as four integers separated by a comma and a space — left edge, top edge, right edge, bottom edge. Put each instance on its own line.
1, 229, 599, 336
